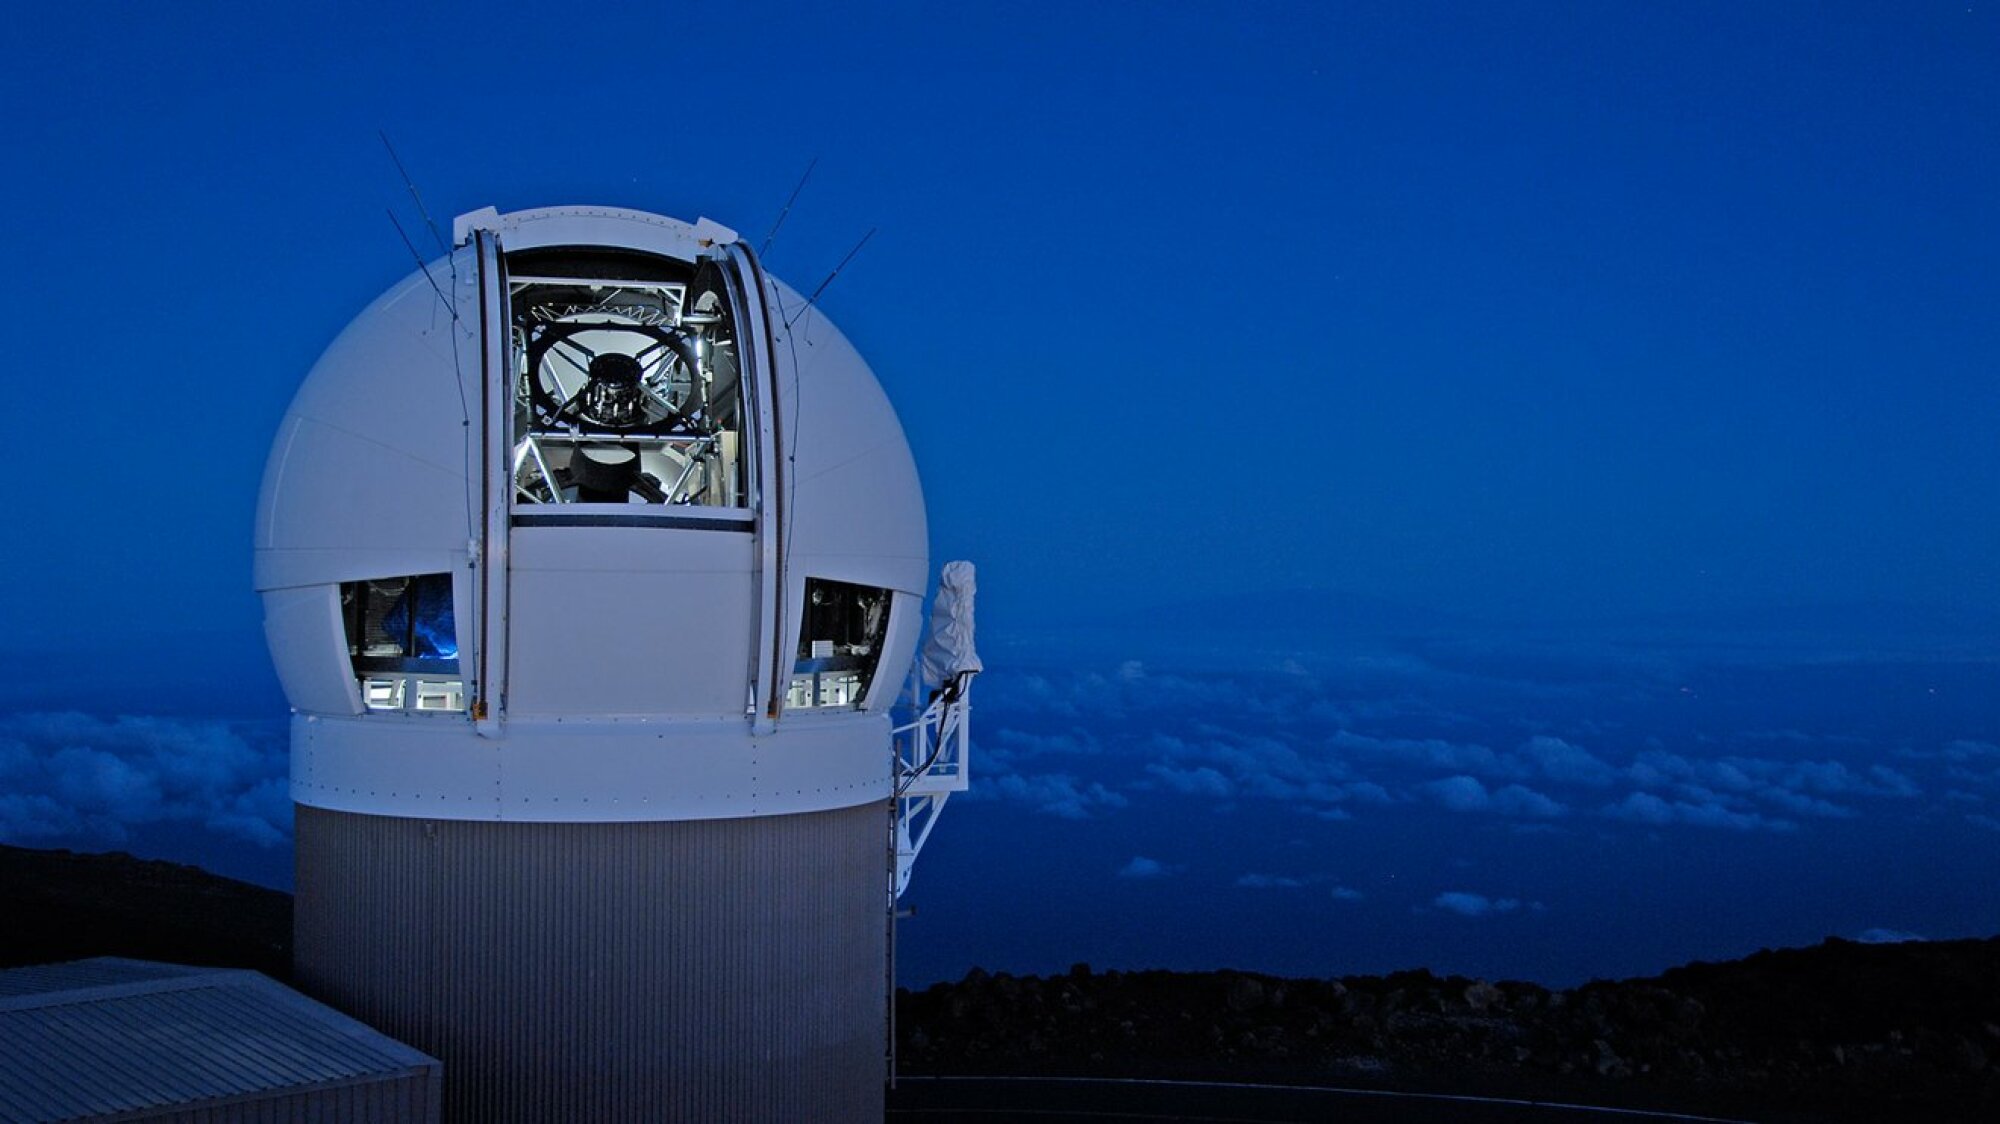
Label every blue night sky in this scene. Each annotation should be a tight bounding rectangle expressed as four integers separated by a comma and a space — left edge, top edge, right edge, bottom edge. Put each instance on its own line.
3, 2, 1997, 986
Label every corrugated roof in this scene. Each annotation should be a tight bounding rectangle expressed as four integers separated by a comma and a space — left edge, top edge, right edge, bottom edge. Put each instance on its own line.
0, 958, 439, 1123
0, 958, 206, 1000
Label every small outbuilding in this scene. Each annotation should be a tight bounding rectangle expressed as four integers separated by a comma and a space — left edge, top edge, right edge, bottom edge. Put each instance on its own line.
0, 958, 440, 1122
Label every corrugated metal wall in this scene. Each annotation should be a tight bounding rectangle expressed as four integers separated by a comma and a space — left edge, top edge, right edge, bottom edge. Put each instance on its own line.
294, 803, 888, 1123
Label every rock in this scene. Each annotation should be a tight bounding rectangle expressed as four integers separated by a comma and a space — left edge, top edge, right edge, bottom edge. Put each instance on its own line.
1669, 994, 1705, 1031
1594, 1038, 1631, 1078
1226, 975, 1267, 1013
1464, 980, 1504, 1013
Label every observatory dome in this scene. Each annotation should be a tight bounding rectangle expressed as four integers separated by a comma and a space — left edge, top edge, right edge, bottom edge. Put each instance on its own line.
254, 205, 928, 822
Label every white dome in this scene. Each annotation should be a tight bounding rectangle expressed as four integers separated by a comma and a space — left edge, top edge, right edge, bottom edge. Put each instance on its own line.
254, 206, 928, 822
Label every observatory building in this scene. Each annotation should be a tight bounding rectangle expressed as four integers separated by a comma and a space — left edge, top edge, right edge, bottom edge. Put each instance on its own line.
253, 205, 975, 1121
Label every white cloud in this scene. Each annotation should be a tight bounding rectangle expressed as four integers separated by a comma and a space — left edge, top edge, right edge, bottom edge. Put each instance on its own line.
1516, 736, 1618, 788
1604, 790, 1693, 826
208, 776, 294, 847
1601, 790, 1795, 833
0, 738, 35, 778
51, 745, 165, 821
1118, 856, 1171, 879
1855, 928, 1924, 944
1754, 758, 1918, 799
1329, 885, 1366, 902
0, 793, 86, 841
1737, 729, 1816, 745
1907, 739, 2000, 791
1346, 781, 1394, 805
1421, 775, 1489, 812
1491, 784, 1567, 817
1863, 765, 1922, 797
1622, 749, 1915, 821
1329, 730, 1520, 779
1149, 732, 1372, 812
986, 772, 1128, 820
1753, 786, 1854, 819
1419, 775, 1565, 818
988, 727, 1101, 761
1432, 891, 1522, 917
1146, 762, 1234, 797
1943, 740, 2000, 762
1235, 873, 1304, 889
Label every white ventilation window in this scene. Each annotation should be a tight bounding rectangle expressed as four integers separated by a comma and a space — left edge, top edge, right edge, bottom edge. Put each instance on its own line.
508, 250, 750, 513
340, 574, 465, 714
788, 579, 892, 711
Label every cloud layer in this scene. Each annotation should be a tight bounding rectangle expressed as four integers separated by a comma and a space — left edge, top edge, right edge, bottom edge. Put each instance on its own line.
965, 653, 1948, 848
0, 713, 289, 848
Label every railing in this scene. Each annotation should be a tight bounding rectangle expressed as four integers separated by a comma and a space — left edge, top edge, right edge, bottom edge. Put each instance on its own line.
891, 671, 974, 897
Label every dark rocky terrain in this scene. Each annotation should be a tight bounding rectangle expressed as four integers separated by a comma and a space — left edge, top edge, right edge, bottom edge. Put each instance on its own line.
0, 843, 290, 981
5, 843, 1994, 1120
897, 944, 2000, 1122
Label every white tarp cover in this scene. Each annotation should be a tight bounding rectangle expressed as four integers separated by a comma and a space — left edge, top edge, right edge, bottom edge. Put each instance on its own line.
921, 560, 981, 686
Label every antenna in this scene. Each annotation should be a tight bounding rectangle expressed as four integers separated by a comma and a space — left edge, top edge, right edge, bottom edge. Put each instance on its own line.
384, 201, 472, 545
759, 157, 818, 260
385, 206, 471, 510
784, 227, 876, 330
386, 209, 456, 320
379, 131, 449, 256
376, 131, 466, 460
